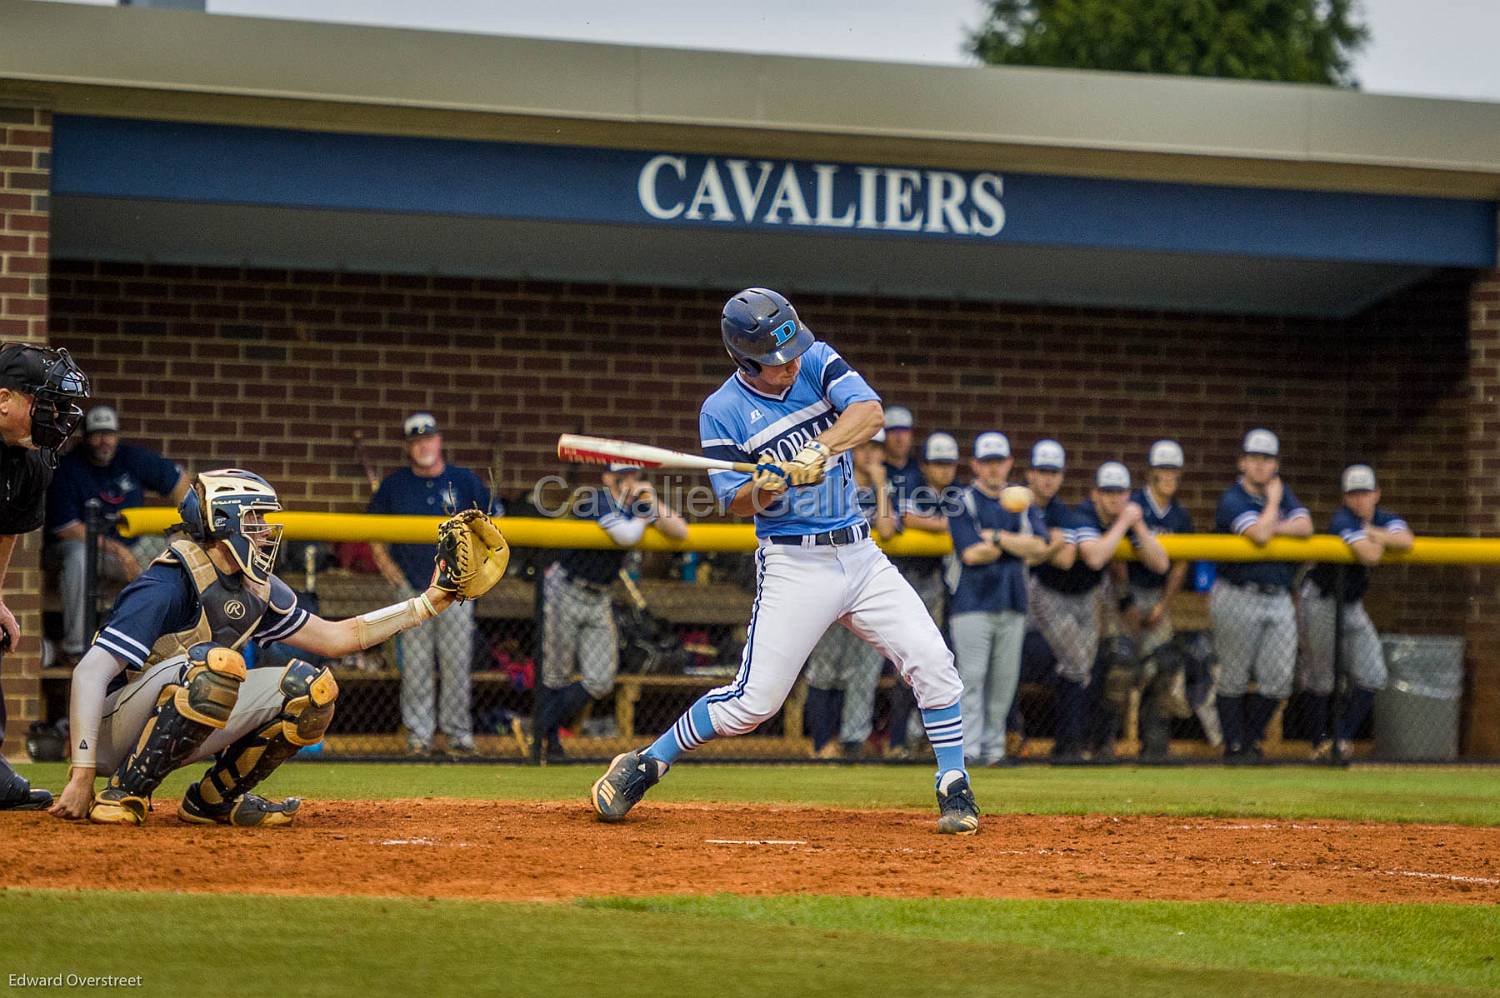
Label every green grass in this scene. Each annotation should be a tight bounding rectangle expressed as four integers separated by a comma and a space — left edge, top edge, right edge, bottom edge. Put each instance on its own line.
2, 890, 1495, 997
16, 761, 1500, 825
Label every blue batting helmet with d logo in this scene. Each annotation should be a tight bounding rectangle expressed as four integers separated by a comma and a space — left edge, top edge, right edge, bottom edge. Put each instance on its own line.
721, 288, 815, 376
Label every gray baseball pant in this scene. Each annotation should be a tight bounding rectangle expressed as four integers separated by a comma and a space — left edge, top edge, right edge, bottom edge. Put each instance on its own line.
541, 569, 619, 699
1296, 581, 1386, 694
950, 609, 1026, 763
1209, 582, 1296, 698
400, 597, 475, 744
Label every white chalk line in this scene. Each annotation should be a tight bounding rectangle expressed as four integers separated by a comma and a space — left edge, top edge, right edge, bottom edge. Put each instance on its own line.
704, 839, 807, 846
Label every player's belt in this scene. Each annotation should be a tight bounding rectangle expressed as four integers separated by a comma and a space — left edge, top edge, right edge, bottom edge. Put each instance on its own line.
766, 521, 871, 547
1228, 580, 1287, 595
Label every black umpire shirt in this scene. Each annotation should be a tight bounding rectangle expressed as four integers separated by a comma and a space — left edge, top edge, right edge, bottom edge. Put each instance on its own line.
0, 444, 52, 536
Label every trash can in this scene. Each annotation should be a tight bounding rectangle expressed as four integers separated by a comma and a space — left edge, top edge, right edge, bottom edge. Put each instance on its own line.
1375, 635, 1464, 761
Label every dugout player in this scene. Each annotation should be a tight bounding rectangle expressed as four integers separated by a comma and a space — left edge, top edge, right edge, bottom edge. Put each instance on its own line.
532, 461, 687, 762
1123, 440, 1196, 758
1210, 429, 1312, 763
804, 430, 898, 758
49, 468, 502, 825
947, 432, 1047, 766
368, 412, 492, 756
0, 343, 90, 811
591, 288, 980, 834
1038, 461, 1169, 760
1298, 464, 1411, 759
46, 404, 190, 665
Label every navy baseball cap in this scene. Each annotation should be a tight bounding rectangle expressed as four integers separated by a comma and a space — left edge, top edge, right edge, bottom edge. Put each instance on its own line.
923, 432, 959, 463
974, 432, 1011, 461
884, 406, 914, 431
1342, 465, 1377, 493
1242, 428, 1279, 457
404, 412, 439, 439
1148, 440, 1184, 469
1096, 461, 1131, 491
1031, 439, 1065, 471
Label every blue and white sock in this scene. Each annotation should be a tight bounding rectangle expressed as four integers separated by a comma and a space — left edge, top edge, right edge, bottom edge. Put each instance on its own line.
922, 703, 967, 786
644, 695, 718, 773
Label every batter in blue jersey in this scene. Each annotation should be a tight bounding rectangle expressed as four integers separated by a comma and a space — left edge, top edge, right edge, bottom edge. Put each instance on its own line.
590, 288, 978, 835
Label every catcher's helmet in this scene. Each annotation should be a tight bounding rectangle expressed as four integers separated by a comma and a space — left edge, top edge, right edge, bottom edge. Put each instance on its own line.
721, 288, 815, 376
179, 468, 284, 587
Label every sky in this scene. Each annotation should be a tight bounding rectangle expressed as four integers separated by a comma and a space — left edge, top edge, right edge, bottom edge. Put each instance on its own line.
52, 0, 1500, 103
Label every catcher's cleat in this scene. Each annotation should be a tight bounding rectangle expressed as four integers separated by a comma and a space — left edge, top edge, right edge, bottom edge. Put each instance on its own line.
89, 786, 148, 826
590, 749, 660, 823
178, 784, 301, 827
936, 771, 981, 836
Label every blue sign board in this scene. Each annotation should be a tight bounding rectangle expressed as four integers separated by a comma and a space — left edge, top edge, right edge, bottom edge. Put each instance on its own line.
51, 115, 1496, 268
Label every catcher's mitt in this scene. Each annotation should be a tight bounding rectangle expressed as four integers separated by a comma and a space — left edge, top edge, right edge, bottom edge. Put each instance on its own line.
434, 509, 510, 601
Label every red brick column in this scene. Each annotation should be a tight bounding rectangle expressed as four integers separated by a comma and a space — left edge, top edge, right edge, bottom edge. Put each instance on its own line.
1, 105, 50, 760
1464, 269, 1500, 755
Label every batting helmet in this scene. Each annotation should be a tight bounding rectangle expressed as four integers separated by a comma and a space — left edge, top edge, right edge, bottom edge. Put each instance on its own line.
721, 288, 815, 376
178, 468, 284, 587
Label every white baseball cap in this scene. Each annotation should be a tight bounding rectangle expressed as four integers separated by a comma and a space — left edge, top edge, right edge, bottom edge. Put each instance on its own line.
1031, 439, 1065, 471
1148, 439, 1184, 469
868, 428, 887, 444
923, 432, 959, 463
883, 406, 914, 431
404, 412, 439, 439
1242, 428, 1279, 457
1096, 461, 1131, 491
974, 431, 1011, 461
1342, 464, 1377, 493
84, 405, 119, 434
608, 462, 643, 473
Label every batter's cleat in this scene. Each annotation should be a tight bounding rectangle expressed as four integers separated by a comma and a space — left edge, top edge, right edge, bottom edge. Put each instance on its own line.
89, 786, 148, 826
0, 765, 52, 811
178, 785, 302, 827
590, 749, 660, 823
936, 771, 981, 836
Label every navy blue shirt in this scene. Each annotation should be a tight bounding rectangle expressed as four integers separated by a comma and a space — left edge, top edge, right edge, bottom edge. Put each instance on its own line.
1128, 488, 1194, 589
896, 472, 963, 577
555, 486, 648, 586
948, 485, 1030, 615
92, 560, 310, 677
1032, 497, 1106, 595
47, 443, 180, 540
1306, 505, 1410, 602
367, 465, 493, 590
1213, 479, 1310, 589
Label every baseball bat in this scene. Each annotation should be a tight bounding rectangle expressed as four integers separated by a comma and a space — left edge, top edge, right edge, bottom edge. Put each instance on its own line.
556, 434, 758, 474
350, 430, 380, 495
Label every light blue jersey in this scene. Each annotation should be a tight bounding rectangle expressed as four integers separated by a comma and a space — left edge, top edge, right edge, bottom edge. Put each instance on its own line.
700, 340, 880, 538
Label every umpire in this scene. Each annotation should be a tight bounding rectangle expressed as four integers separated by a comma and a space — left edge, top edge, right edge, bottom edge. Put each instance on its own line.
0, 343, 90, 811
1210, 428, 1312, 763
1298, 464, 1412, 759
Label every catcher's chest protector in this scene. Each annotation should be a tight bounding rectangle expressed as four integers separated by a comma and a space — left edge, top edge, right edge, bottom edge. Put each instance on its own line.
141, 540, 273, 668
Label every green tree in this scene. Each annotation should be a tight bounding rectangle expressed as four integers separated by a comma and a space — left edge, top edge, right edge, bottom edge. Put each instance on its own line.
967, 0, 1369, 86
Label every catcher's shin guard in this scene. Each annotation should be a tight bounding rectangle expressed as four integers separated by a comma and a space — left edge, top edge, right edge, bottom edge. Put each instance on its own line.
91, 645, 246, 825
180, 659, 337, 827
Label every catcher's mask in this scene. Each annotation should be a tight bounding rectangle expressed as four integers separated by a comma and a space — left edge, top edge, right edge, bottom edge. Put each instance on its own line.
0, 344, 90, 465
179, 468, 284, 587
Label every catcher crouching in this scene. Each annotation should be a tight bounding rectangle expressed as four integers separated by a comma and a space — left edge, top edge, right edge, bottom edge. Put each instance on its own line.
48, 468, 508, 827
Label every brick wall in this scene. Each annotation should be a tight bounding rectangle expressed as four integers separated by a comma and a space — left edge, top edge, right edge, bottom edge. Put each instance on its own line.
1, 105, 51, 758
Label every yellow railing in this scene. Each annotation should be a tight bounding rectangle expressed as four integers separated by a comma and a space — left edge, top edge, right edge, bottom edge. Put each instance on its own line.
117, 506, 1500, 564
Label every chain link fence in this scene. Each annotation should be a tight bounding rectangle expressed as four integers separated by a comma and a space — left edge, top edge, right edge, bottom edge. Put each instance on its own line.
28, 509, 1472, 765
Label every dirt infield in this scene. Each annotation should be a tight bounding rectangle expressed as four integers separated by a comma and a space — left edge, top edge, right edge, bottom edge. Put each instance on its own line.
7, 799, 1498, 905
